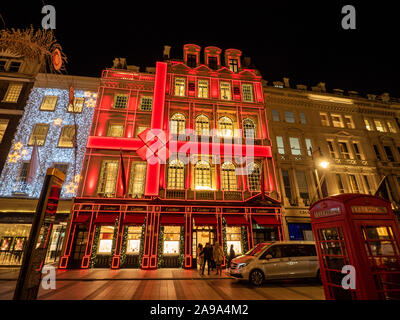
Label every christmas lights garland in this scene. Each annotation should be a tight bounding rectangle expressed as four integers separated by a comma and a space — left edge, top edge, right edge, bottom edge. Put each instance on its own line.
177, 226, 185, 268
138, 221, 146, 268
0, 87, 96, 199
120, 226, 128, 267
157, 226, 165, 268
90, 226, 100, 268
241, 226, 249, 253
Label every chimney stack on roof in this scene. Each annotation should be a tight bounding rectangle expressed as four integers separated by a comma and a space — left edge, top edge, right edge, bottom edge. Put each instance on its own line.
163, 45, 171, 60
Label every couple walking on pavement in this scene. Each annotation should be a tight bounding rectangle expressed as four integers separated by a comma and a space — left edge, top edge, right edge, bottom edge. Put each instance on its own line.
197, 242, 224, 276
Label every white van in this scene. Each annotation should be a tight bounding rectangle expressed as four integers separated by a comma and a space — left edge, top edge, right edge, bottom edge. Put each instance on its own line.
229, 241, 320, 286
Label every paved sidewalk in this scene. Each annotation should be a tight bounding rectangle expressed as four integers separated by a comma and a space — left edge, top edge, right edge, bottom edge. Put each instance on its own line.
0, 267, 232, 281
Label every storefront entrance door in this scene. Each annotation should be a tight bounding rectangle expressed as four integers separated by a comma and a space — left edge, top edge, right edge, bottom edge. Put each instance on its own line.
192, 227, 216, 267
71, 226, 88, 269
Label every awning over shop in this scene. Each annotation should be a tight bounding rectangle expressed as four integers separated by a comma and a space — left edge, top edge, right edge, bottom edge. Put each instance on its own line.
223, 215, 248, 225
74, 214, 90, 224
124, 214, 146, 225
94, 214, 118, 224
193, 215, 217, 226
253, 215, 280, 226
160, 214, 185, 225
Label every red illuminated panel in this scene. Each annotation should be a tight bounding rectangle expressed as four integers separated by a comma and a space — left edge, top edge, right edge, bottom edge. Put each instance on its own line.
145, 62, 167, 196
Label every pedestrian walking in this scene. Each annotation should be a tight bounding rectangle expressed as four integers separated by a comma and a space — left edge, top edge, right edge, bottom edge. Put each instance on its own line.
210, 244, 215, 271
213, 242, 225, 276
197, 243, 204, 273
228, 244, 235, 269
200, 243, 213, 275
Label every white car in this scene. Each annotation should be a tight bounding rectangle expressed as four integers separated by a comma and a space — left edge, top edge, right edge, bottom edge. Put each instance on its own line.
229, 241, 320, 286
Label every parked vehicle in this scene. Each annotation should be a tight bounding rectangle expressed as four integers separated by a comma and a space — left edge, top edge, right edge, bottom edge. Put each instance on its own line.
229, 241, 320, 286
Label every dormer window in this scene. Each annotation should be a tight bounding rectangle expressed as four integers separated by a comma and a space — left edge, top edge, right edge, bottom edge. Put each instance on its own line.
187, 54, 197, 68
208, 56, 218, 70
9, 61, 22, 72
229, 59, 239, 72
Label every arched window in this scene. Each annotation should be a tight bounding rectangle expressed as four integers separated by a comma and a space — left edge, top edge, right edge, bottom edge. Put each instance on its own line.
195, 115, 210, 136
243, 118, 256, 139
170, 113, 186, 135
247, 162, 261, 191
167, 159, 185, 189
218, 116, 233, 137
194, 160, 212, 190
221, 162, 237, 191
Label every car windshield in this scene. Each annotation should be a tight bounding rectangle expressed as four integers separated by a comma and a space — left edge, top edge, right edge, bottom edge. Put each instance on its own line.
245, 243, 271, 256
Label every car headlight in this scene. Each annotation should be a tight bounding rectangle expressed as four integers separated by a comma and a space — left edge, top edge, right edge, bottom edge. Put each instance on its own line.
238, 263, 247, 269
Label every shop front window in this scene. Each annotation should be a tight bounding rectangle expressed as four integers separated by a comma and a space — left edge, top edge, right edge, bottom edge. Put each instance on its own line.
226, 226, 242, 254
0, 224, 31, 266
126, 226, 141, 254
163, 226, 180, 254
97, 226, 114, 254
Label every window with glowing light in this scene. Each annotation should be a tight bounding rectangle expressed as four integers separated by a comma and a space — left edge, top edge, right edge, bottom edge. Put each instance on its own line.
167, 159, 185, 189
67, 97, 84, 113
226, 226, 242, 254
218, 116, 234, 137
58, 125, 77, 148
40, 95, 58, 111
349, 174, 360, 193
0, 119, 9, 143
135, 126, 148, 137
97, 226, 114, 254
221, 162, 237, 191
364, 119, 372, 131
107, 123, 124, 137
28, 124, 49, 146
170, 113, 186, 135
195, 115, 210, 136
320, 113, 330, 126
163, 226, 180, 254
247, 162, 261, 191
242, 84, 253, 102
2, 83, 23, 103
374, 120, 386, 132
113, 94, 128, 109
386, 121, 397, 133
344, 115, 354, 129
338, 142, 350, 159
220, 82, 232, 100
174, 77, 186, 96
139, 97, 153, 111
194, 160, 212, 190
289, 137, 301, 155
126, 226, 142, 254
229, 59, 239, 73
129, 162, 146, 198
305, 138, 313, 156
197, 80, 209, 98
243, 118, 256, 139
331, 114, 344, 128
97, 160, 119, 196
276, 136, 285, 154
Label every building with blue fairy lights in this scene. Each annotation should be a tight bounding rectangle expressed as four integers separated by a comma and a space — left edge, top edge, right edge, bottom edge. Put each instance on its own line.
0, 73, 99, 267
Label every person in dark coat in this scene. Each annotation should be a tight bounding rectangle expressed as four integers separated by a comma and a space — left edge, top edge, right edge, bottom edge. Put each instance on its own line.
200, 242, 213, 275
228, 244, 236, 268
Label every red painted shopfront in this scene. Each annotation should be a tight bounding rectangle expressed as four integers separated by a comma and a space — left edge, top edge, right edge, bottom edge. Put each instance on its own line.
59, 45, 282, 270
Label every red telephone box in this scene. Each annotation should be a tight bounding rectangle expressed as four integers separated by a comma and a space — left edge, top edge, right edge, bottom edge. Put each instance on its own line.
310, 194, 400, 300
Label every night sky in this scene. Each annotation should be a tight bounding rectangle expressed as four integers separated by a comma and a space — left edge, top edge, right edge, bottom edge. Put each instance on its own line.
1, 1, 399, 97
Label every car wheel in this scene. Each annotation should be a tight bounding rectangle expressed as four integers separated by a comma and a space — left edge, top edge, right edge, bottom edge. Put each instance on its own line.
249, 270, 264, 286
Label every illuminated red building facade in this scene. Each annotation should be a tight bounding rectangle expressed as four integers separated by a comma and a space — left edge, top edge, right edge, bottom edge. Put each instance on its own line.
59, 45, 282, 270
